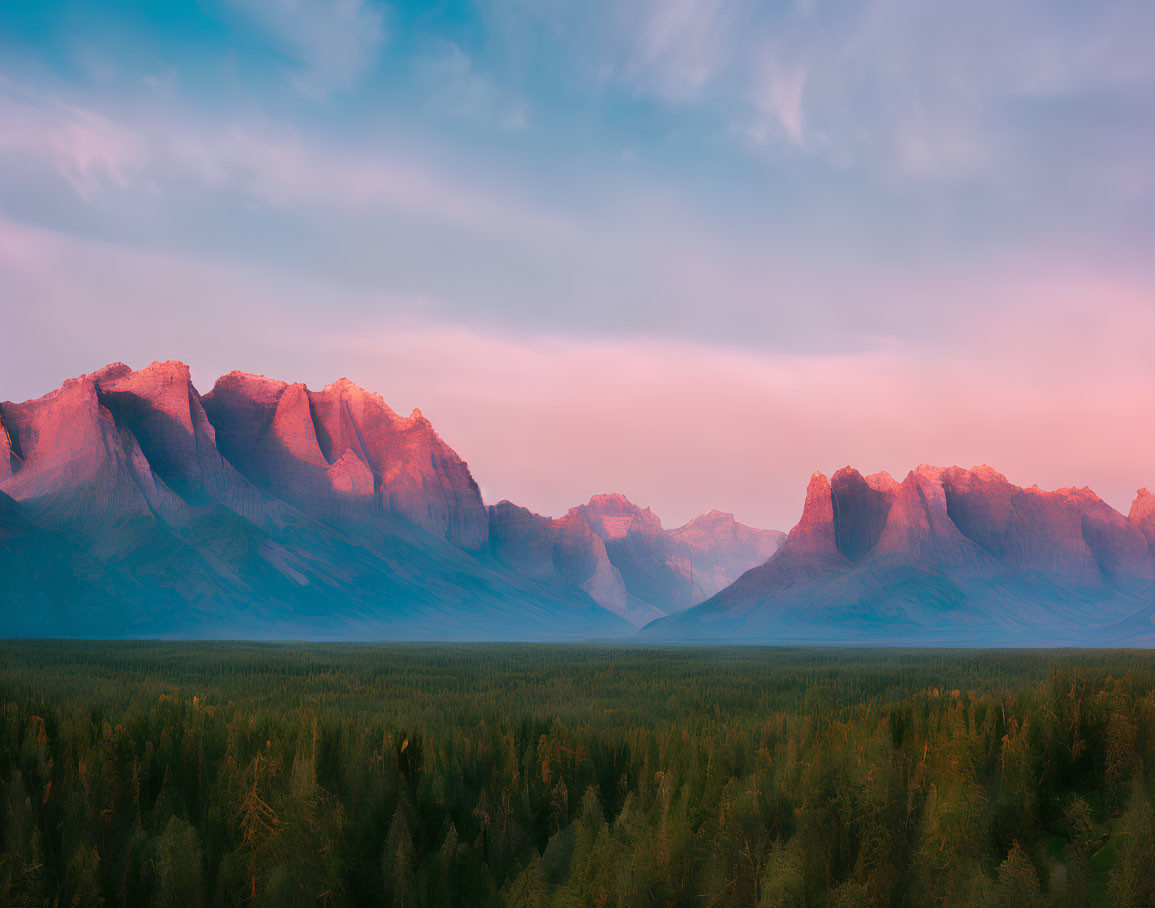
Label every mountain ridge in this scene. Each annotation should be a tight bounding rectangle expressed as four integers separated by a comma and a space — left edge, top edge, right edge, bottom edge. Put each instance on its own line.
640, 464, 1155, 645
487, 493, 784, 626
5, 361, 1152, 644
0, 361, 781, 640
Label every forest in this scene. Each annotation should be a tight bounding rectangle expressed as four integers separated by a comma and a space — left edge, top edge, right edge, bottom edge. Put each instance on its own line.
1, 641, 1154, 906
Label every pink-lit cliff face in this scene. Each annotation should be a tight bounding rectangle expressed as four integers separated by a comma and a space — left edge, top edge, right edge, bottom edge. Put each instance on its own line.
0, 362, 637, 639
0, 369, 188, 553
202, 371, 488, 549
1131, 490, 1155, 552
645, 464, 1155, 644
0, 359, 792, 639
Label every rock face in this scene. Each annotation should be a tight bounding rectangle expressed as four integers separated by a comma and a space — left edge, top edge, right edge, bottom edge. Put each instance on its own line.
0, 363, 628, 640
97, 362, 284, 528
1127, 489, 1155, 555
0, 370, 188, 552
643, 465, 1155, 645
202, 372, 487, 548
488, 493, 783, 626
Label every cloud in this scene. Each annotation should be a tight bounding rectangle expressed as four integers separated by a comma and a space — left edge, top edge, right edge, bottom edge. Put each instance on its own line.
415, 41, 528, 129
0, 80, 563, 236
227, 0, 387, 93
0, 80, 141, 200
487, 0, 1155, 190
621, 0, 733, 101
749, 61, 807, 145
890, 104, 995, 181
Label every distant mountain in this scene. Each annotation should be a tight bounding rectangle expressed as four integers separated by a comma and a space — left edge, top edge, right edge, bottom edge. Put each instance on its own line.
670, 509, 787, 600
0, 362, 631, 640
488, 493, 783, 626
641, 466, 1155, 645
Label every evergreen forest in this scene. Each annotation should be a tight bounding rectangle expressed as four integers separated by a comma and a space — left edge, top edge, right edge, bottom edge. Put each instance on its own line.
2, 642, 1154, 905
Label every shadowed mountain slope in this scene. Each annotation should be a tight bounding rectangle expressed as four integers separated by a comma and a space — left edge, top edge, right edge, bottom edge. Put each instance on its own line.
0, 363, 630, 640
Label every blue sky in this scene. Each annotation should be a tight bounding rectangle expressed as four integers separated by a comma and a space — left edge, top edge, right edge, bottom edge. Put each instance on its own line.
2, 0, 1154, 528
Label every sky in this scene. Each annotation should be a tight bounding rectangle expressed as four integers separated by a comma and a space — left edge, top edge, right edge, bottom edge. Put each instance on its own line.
2, 0, 1154, 531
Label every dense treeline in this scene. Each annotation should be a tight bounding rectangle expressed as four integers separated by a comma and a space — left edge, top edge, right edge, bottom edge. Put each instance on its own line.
1, 643, 1154, 906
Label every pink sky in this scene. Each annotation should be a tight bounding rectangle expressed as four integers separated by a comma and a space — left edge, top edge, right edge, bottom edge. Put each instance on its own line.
4, 216, 1153, 531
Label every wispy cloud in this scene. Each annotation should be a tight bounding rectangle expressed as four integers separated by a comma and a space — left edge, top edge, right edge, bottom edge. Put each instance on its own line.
227, 0, 387, 94
0, 79, 563, 236
749, 60, 807, 145
488, 0, 1155, 189
0, 80, 141, 200
415, 41, 528, 129
620, 0, 733, 102
5, 216, 1155, 529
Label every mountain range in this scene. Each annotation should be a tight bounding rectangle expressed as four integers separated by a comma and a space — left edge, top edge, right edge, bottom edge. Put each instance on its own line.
4, 362, 1154, 644
642, 466, 1155, 646
0, 362, 780, 639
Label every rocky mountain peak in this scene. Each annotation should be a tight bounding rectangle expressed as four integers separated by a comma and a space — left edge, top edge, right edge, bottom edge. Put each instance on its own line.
787, 471, 838, 555
578, 493, 662, 539
1130, 488, 1155, 549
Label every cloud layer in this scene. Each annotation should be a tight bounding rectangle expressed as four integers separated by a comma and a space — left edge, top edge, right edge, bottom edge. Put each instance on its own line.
1, 0, 1153, 530
4, 217, 1153, 530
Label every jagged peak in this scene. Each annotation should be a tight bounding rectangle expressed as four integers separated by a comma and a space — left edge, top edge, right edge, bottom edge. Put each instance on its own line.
208, 370, 289, 403
585, 492, 648, 514
969, 464, 1007, 482
1049, 485, 1101, 502
801, 472, 833, 517
770, 470, 838, 557
831, 466, 865, 484
865, 471, 900, 494
217, 369, 280, 383
1128, 488, 1155, 523
316, 377, 432, 428
578, 492, 662, 537
86, 362, 134, 384
140, 359, 191, 378
321, 376, 386, 406
589, 491, 630, 504
97, 360, 195, 393
802, 471, 833, 506
912, 464, 947, 481
827, 466, 903, 497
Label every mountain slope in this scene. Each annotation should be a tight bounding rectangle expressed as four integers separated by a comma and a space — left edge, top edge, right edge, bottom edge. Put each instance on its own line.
0, 363, 630, 640
488, 493, 783, 626
201, 371, 487, 547
641, 466, 1155, 645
